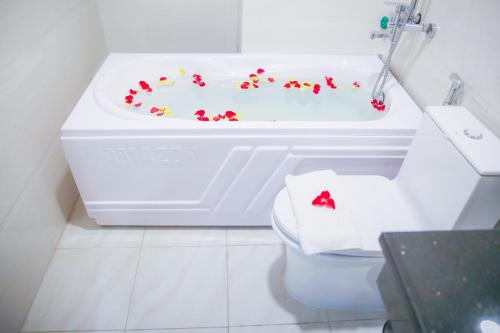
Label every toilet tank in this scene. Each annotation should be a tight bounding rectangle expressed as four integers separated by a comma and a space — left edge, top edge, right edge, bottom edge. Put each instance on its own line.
395, 106, 500, 230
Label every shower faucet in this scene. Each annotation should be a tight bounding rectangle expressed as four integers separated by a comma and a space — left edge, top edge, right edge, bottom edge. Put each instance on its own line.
370, 1, 437, 102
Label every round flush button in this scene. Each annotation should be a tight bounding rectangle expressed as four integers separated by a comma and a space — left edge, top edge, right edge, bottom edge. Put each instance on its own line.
463, 128, 483, 140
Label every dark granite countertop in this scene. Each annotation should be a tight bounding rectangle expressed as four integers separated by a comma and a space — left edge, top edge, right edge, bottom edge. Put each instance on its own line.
378, 230, 500, 333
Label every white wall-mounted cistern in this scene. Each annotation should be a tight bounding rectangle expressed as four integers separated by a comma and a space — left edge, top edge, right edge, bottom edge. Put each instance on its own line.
370, 0, 437, 103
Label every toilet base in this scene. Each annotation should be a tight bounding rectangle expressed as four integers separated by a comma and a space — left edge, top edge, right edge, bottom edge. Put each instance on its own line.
272, 214, 386, 311
283, 245, 385, 310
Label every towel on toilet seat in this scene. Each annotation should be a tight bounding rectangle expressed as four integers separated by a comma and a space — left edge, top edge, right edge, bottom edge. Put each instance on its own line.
285, 170, 362, 255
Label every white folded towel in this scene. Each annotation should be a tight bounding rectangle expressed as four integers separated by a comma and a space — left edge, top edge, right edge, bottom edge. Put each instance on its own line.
285, 170, 362, 255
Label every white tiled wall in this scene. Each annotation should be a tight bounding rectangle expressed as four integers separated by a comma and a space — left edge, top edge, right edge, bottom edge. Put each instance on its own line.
391, 0, 500, 136
0, 1, 107, 332
241, 0, 387, 54
97, 0, 241, 53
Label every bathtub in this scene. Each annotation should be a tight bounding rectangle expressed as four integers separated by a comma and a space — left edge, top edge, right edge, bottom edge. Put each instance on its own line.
61, 54, 422, 226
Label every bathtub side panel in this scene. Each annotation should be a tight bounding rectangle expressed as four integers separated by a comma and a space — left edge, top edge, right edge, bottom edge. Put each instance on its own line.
61, 134, 409, 226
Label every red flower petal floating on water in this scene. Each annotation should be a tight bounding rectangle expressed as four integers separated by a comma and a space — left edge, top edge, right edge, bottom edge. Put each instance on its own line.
129, 89, 137, 95
225, 111, 236, 118
371, 99, 386, 111
192, 74, 206, 87
284, 82, 292, 89
125, 95, 134, 104
313, 84, 321, 94
268, 77, 275, 83
139, 80, 151, 90
150, 107, 159, 113
325, 76, 338, 89
134, 103, 142, 108
194, 110, 240, 121
352, 81, 360, 88
240, 82, 250, 89
257, 68, 265, 74
159, 77, 167, 81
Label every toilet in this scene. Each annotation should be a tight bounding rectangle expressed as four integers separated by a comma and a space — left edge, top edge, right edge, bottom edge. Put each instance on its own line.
272, 106, 500, 310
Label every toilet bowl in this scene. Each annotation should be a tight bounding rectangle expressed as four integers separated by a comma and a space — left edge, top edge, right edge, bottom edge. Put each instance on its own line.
272, 188, 385, 310
272, 106, 500, 310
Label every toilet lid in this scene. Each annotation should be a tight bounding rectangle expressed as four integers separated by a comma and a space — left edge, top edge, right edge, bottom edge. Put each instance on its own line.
273, 188, 384, 258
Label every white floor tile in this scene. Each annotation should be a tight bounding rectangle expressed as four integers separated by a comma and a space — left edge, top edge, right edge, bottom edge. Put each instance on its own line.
22, 248, 140, 332
327, 309, 387, 322
143, 227, 226, 247
227, 245, 328, 326
58, 199, 144, 248
127, 247, 228, 329
226, 227, 282, 246
330, 319, 387, 332
49, 331, 124, 333
128, 329, 227, 333
229, 323, 330, 333
23, 331, 124, 333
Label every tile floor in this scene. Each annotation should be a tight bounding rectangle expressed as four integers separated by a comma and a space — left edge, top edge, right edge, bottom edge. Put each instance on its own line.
22, 199, 387, 333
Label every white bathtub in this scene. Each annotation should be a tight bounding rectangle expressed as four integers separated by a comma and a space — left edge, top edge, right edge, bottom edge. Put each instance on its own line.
61, 54, 422, 226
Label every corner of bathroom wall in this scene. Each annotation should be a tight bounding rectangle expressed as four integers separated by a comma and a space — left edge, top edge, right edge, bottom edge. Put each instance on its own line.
390, 0, 500, 137
0, 1, 108, 332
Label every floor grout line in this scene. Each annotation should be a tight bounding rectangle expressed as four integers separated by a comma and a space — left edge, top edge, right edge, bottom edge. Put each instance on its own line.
224, 227, 231, 329
122, 228, 146, 331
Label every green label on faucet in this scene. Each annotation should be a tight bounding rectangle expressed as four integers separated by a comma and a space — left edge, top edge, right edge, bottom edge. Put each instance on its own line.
380, 16, 389, 29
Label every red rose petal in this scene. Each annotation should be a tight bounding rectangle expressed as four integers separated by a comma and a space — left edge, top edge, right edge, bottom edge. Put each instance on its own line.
268, 77, 275, 83
199, 82, 206, 87
139, 81, 150, 89
159, 77, 167, 81
326, 198, 336, 209
312, 196, 324, 206
194, 109, 205, 116
129, 89, 137, 95
225, 111, 236, 118
320, 190, 330, 199
256, 68, 265, 74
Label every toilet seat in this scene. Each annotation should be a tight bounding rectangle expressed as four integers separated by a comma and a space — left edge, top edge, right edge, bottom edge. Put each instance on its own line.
273, 174, 431, 258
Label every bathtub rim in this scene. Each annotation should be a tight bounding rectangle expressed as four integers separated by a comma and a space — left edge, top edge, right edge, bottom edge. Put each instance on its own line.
62, 53, 423, 137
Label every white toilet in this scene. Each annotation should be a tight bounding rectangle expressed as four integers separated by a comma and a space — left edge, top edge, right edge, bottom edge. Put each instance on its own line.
272, 106, 500, 310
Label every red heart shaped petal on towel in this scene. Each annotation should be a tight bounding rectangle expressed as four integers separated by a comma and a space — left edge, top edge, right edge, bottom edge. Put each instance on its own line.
312, 196, 325, 206
312, 190, 336, 210
326, 198, 336, 209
